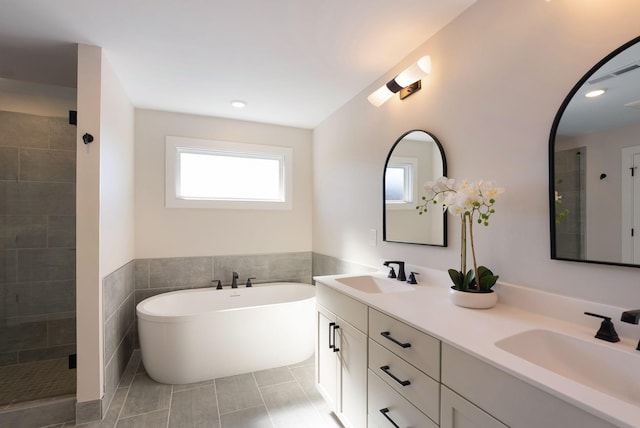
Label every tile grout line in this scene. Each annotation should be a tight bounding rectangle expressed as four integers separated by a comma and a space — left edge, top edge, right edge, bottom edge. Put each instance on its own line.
113, 360, 140, 426
213, 378, 221, 427
287, 365, 317, 410
165, 385, 173, 428
291, 366, 324, 416
257, 379, 300, 390
252, 371, 276, 428
114, 368, 173, 425
104, 323, 135, 377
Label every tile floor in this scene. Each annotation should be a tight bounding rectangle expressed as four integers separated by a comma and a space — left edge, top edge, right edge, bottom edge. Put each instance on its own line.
46, 351, 343, 428
0, 358, 76, 407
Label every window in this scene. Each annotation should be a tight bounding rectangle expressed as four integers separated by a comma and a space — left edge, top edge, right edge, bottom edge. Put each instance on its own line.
166, 136, 292, 209
385, 157, 417, 209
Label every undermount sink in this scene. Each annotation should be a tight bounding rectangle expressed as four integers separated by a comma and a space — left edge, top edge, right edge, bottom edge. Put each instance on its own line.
335, 275, 414, 294
495, 329, 640, 406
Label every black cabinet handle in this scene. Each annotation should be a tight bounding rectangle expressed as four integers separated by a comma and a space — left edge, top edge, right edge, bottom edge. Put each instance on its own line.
380, 365, 411, 387
328, 322, 335, 350
379, 408, 400, 428
381, 331, 411, 348
332, 324, 340, 352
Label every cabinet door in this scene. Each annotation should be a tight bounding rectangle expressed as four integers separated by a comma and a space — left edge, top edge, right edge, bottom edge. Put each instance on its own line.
441, 386, 507, 428
316, 305, 337, 412
336, 317, 367, 428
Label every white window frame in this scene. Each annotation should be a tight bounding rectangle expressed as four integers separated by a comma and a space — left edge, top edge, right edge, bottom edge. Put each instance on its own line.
165, 136, 293, 210
385, 157, 418, 210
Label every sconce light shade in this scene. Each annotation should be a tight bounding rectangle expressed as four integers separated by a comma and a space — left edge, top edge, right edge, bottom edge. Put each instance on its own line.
367, 85, 395, 107
395, 56, 432, 87
367, 56, 432, 107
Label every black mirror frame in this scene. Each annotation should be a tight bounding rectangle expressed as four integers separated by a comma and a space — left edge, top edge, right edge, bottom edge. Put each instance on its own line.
549, 35, 640, 268
383, 129, 448, 247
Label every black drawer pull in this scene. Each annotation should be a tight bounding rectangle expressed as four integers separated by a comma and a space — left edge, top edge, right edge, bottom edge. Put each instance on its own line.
328, 322, 335, 350
381, 331, 411, 348
380, 365, 411, 386
332, 324, 340, 352
379, 408, 400, 428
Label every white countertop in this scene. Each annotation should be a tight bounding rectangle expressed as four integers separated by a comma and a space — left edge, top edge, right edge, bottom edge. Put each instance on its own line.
314, 269, 640, 428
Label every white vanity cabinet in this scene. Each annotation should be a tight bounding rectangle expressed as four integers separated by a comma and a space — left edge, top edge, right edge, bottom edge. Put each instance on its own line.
315, 282, 368, 428
441, 343, 618, 428
315, 279, 623, 428
441, 385, 507, 428
367, 308, 441, 427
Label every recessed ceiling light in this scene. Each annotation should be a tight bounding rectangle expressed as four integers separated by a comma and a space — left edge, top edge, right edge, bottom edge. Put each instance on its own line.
231, 100, 247, 108
585, 89, 606, 98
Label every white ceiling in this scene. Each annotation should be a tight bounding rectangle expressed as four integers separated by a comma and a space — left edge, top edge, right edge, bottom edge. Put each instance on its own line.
0, 0, 476, 129
557, 40, 640, 138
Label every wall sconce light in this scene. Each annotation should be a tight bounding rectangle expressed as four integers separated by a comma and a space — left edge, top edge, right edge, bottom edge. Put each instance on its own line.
367, 56, 432, 107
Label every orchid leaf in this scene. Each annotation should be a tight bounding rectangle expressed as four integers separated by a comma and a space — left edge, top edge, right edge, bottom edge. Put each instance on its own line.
448, 269, 463, 288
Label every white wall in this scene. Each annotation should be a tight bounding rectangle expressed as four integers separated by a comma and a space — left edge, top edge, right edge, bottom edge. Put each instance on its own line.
99, 51, 135, 278
312, 0, 640, 307
134, 110, 312, 258
76, 44, 135, 405
76, 44, 102, 403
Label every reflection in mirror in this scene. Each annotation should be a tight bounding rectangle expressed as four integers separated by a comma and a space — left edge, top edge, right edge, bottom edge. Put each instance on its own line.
384, 130, 447, 246
550, 36, 640, 267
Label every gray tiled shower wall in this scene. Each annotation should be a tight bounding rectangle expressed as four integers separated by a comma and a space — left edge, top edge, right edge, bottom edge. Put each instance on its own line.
0, 111, 77, 367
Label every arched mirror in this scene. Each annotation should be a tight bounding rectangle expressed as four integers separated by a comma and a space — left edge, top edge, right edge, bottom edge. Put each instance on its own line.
550, 35, 640, 267
383, 130, 447, 246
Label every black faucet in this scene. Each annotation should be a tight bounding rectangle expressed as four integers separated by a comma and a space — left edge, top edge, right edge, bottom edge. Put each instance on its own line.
383, 261, 406, 282
621, 309, 640, 350
584, 312, 620, 343
231, 272, 239, 289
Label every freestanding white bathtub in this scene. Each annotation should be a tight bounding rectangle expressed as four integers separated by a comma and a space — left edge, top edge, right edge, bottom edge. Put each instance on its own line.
136, 282, 316, 384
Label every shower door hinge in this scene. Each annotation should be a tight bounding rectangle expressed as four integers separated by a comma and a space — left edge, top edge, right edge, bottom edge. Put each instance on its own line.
68, 353, 77, 369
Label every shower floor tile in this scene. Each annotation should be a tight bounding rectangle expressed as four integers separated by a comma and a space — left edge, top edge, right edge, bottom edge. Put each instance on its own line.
0, 357, 76, 407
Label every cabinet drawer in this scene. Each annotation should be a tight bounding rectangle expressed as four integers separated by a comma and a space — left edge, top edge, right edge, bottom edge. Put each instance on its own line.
369, 308, 440, 380
368, 339, 440, 423
316, 282, 368, 332
368, 369, 438, 428
441, 385, 507, 428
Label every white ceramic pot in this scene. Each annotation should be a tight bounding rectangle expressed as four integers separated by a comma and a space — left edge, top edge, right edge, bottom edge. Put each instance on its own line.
449, 287, 497, 309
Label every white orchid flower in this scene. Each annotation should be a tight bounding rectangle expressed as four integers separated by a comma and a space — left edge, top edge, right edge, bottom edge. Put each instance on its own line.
447, 204, 464, 216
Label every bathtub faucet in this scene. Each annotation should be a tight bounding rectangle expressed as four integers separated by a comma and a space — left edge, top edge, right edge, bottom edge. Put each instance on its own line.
231, 272, 239, 289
